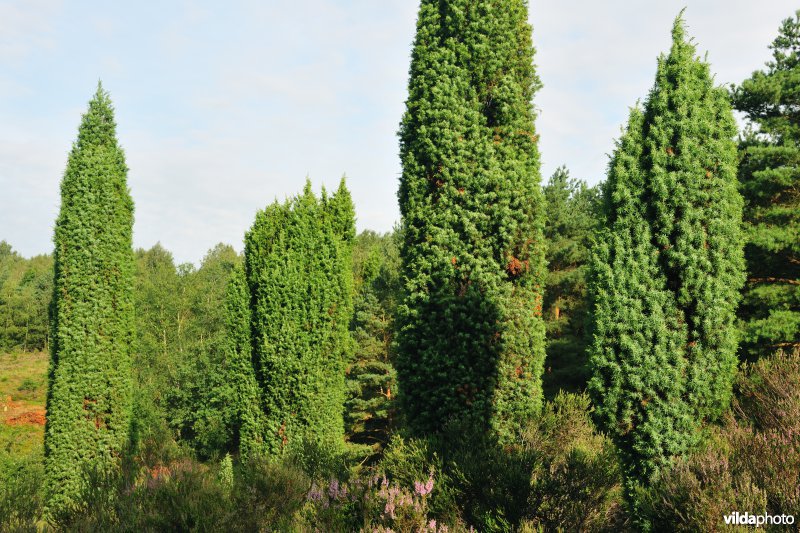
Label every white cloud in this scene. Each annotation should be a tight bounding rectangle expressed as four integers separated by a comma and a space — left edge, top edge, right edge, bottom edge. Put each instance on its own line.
0, 0, 61, 62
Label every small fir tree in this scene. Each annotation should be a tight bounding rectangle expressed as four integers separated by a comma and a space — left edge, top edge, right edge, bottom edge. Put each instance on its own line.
542, 166, 601, 396
345, 231, 401, 460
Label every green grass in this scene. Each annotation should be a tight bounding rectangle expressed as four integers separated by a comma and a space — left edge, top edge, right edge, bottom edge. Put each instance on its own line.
0, 351, 48, 469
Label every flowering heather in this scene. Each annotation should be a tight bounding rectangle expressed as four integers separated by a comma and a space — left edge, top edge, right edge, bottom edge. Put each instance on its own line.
303, 468, 448, 531
414, 469, 435, 497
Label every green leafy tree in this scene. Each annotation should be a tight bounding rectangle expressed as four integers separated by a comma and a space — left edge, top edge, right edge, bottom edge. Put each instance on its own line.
588, 16, 744, 494
132, 245, 181, 409
129, 243, 239, 459
731, 11, 800, 359
171, 244, 239, 457
542, 167, 601, 397
0, 245, 52, 352
397, 0, 546, 441
244, 179, 355, 455
45, 84, 135, 518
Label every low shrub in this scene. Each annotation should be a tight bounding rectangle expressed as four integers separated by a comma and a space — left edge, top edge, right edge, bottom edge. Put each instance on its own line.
638, 348, 800, 531
636, 431, 767, 532
732, 348, 800, 518
231, 455, 311, 530
522, 392, 625, 532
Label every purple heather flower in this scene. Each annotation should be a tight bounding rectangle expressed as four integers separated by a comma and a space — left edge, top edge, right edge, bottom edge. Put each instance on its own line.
328, 479, 340, 499
307, 483, 324, 503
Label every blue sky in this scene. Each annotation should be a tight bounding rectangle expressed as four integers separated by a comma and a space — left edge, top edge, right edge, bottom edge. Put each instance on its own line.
0, 1, 796, 264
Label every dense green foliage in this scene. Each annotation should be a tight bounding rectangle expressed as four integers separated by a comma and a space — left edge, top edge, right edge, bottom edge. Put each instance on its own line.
731, 11, 800, 360
4, 387, 624, 532
0, 242, 52, 352
345, 231, 401, 460
205, 262, 265, 459
45, 85, 136, 518
131, 243, 239, 460
542, 167, 601, 397
589, 17, 744, 491
243, 180, 355, 455
2, 6, 798, 531
397, 0, 547, 441
638, 348, 800, 529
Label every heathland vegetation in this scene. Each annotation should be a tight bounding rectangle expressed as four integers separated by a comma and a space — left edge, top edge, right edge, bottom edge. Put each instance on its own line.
0, 3, 798, 532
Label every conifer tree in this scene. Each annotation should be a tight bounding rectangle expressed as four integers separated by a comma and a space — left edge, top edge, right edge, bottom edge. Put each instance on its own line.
45, 84, 135, 518
589, 16, 744, 489
397, 0, 546, 440
542, 166, 600, 396
731, 11, 800, 359
244, 179, 355, 454
219, 262, 266, 458
345, 231, 401, 459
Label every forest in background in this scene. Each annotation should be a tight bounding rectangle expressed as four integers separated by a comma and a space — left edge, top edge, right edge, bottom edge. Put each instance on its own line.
0, 4, 798, 533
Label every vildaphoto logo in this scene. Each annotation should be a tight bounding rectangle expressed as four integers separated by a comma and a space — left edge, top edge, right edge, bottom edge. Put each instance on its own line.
723, 511, 795, 527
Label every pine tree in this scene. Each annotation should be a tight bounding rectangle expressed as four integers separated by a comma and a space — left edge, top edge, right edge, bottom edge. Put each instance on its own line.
244, 179, 355, 455
731, 11, 800, 359
397, 0, 546, 440
45, 84, 135, 518
589, 15, 744, 489
542, 166, 600, 396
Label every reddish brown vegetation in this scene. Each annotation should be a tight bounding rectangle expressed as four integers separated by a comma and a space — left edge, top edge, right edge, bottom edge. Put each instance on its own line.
6, 408, 46, 426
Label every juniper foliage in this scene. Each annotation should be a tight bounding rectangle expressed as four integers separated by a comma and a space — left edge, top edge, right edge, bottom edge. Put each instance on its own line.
397, 0, 546, 441
589, 16, 744, 489
221, 262, 267, 459
243, 179, 355, 455
45, 84, 136, 518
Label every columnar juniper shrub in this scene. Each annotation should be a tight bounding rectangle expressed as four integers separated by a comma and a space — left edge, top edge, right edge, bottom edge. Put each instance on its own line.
207, 262, 265, 459
243, 179, 355, 455
589, 15, 744, 500
45, 84, 136, 520
397, 0, 547, 442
